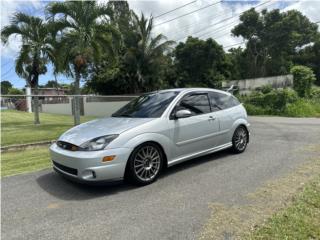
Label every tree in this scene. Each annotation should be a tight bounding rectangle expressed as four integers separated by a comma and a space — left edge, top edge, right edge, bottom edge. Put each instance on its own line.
88, 9, 174, 94
293, 38, 320, 85
47, 0, 120, 125
232, 9, 319, 78
121, 13, 174, 92
8, 87, 24, 95
42, 80, 60, 88
1, 81, 13, 94
1, 13, 56, 124
226, 47, 247, 80
290, 65, 315, 97
173, 37, 230, 88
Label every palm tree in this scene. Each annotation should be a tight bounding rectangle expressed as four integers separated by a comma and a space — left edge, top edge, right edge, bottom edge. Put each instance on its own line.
47, 0, 120, 125
125, 13, 175, 92
1, 13, 56, 124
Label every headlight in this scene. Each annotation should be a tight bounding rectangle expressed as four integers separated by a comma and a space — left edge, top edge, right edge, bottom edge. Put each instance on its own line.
80, 134, 119, 151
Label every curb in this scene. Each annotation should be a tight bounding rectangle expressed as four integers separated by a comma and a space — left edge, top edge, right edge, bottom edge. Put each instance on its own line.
1, 140, 56, 153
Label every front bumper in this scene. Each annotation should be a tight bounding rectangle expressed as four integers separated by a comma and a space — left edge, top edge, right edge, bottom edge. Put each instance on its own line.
50, 143, 133, 182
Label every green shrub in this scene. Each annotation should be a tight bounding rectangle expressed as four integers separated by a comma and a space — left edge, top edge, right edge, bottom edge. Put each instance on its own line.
241, 89, 298, 114
7, 87, 24, 95
243, 103, 268, 115
290, 65, 316, 97
258, 84, 273, 94
240, 88, 320, 117
285, 99, 320, 117
310, 87, 320, 100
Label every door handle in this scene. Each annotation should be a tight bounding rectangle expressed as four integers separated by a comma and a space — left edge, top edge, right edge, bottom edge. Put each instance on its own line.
208, 116, 216, 121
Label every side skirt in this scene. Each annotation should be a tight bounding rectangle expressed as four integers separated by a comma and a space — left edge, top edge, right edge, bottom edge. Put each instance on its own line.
167, 142, 232, 167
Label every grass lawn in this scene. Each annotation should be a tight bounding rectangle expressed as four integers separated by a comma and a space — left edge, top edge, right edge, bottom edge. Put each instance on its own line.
1, 110, 96, 146
1, 147, 51, 177
247, 176, 320, 239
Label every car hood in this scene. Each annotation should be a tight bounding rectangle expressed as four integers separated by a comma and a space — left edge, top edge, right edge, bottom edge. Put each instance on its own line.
58, 117, 153, 146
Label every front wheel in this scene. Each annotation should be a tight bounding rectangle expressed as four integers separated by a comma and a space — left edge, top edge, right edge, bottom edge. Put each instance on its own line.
125, 143, 163, 186
232, 126, 248, 153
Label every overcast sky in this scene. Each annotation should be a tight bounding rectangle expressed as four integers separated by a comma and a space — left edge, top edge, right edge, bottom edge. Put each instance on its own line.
1, 0, 320, 88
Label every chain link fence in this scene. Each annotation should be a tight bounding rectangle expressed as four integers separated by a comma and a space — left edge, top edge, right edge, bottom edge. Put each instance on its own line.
0, 94, 138, 117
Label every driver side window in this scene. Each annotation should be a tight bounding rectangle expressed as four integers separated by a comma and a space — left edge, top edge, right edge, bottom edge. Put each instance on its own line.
176, 93, 210, 116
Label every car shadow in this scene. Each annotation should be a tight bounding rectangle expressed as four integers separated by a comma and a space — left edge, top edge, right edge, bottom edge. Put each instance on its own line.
36, 149, 231, 201
161, 149, 230, 179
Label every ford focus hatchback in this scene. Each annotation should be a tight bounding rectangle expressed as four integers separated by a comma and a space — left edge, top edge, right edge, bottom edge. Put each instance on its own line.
50, 88, 250, 185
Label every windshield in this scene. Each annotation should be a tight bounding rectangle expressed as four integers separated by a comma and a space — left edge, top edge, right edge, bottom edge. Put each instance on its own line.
112, 91, 179, 118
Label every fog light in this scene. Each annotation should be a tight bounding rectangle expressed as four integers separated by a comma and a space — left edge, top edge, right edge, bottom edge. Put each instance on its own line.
102, 155, 116, 162
82, 170, 96, 179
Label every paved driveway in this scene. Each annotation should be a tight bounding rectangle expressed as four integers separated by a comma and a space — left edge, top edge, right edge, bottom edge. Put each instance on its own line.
2, 117, 320, 240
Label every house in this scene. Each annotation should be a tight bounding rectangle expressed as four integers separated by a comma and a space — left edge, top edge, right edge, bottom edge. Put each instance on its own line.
31, 87, 67, 96
31, 87, 69, 104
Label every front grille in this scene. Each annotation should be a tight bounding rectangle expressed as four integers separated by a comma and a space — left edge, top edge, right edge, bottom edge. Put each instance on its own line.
57, 141, 79, 151
53, 161, 78, 176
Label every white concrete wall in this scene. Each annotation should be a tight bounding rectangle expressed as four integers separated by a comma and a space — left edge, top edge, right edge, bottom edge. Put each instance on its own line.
84, 101, 129, 116
41, 100, 129, 116
42, 102, 73, 115
222, 74, 293, 93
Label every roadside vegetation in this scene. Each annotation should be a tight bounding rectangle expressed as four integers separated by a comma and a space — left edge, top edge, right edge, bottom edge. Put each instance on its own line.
247, 176, 320, 239
1, 147, 51, 177
200, 154, 320, 240
1, 110, 95, 177
1, 110, 95, 146
239, 87, 320, 117
238, 66, 320, 117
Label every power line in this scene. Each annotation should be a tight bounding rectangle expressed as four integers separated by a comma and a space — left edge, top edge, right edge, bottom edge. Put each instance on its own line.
1, 60, 11, 68
174, 0, 271, 42
154, 1, 197, 19
197, 1, 275, 40
1, 66, 14, 78
196, 19, 239, 39
168, 8, 235, 39
223, 41, 245, 49
169, 0, 273, 39
172, 2, 275, 41
154, 0, 222, 27
174, 15, 235, 41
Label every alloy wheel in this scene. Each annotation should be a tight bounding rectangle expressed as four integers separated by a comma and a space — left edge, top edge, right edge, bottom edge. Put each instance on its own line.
233, 127, 248, 152
133, 146, 161, 182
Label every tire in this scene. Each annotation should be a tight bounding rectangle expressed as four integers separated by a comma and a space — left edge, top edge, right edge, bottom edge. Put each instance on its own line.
125, 142, 164, 186
231, 126, 248, 153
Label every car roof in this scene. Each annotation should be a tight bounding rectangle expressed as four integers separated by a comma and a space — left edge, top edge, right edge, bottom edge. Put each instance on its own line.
156, 88, 231, 95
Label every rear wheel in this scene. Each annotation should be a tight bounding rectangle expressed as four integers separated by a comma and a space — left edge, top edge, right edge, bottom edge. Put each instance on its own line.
232, 126, 248, 153
126, 143, 163, 186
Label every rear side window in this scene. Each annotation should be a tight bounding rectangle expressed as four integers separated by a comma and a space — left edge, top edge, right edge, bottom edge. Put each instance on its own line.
209, 92, 240, 111
177, 93, 211, 116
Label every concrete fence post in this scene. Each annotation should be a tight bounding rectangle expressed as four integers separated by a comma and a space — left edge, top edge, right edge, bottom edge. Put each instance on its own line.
26, 87, 32, 113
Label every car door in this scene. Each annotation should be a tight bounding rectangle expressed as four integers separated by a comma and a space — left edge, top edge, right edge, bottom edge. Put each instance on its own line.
209, 92, 240, 145
169, 92, 220, 159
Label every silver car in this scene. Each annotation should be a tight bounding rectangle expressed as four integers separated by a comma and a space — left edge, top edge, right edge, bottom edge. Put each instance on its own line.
50, 88, 250, 185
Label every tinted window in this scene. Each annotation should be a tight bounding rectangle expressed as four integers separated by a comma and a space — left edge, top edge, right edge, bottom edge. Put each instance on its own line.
209, 92, 240, 111
177, 93, 210, 116
112, 91, 179, 118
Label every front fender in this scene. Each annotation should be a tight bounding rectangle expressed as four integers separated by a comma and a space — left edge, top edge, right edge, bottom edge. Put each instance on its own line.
123, 133, 174, 161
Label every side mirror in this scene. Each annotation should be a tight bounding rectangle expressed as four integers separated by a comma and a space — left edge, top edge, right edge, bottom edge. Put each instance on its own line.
175, 109, 192, 119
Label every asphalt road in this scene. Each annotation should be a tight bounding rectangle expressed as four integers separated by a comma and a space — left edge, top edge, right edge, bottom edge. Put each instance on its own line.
2, 117, 320, 240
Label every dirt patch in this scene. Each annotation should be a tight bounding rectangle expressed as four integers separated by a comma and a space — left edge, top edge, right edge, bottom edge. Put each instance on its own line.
199, 145, 320, 240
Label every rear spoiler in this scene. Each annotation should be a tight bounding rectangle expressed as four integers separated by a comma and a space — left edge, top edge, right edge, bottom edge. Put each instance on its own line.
225, 85, 238, 94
